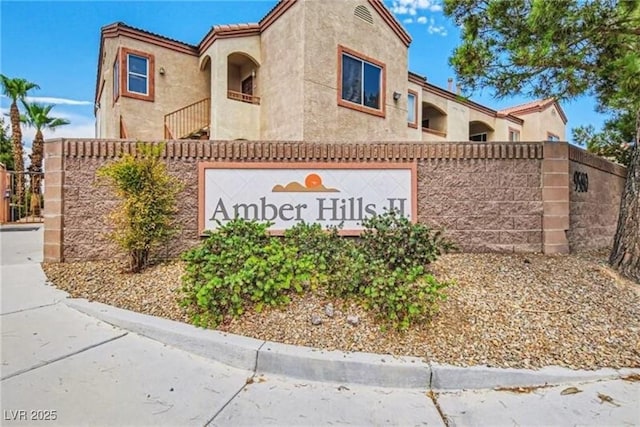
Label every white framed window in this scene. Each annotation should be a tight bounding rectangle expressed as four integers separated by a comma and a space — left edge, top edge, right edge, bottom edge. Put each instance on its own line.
119, 47, 155, 102
547, 132, 560, 141
470, 133, 487, 142
338, 45, 385, 117
509, 128, 520, 141
407, 90, 417, 128
127, 54, 149, 95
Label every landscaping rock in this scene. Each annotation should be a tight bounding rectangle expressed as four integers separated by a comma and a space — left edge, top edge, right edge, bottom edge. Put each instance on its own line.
324, 303, 334, 318
310, 314, 323, 326
346, 315, 360, 326
42, 250, 640, 371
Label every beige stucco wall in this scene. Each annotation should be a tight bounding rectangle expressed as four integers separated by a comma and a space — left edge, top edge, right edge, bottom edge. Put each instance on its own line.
96, 36, 208, 140
95, 38, 121, 139
517, 104, 566, 141
95, 4, 567, 144
202, 36, 262, 140
301, 0, 409, 141
259, 1, 305, 140
444, 101, 469, 141
494, 120, 523, 141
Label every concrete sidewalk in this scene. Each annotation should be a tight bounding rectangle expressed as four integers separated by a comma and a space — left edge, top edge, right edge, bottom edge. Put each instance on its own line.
1, 226, 638, 426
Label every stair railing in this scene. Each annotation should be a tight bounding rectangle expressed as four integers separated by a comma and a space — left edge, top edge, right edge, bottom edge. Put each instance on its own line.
164, 98, 210, 139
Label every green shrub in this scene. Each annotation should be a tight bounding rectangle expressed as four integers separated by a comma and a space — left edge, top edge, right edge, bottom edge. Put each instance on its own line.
284, 222, 363, 296
182, 219, 317, 327
98, 142, 182, 272
354, 210, 454, 329
181, 212, 454, 330
360, 209, 455, 271
361, 261, 448, 330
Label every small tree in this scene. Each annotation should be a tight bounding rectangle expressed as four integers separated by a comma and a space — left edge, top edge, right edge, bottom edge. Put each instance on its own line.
0, 75, 39, 208
20, 101, 69, 216
98, 142, 182, 272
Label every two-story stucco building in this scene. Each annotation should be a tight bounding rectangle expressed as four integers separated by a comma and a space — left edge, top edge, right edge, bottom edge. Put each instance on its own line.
94, 0, 567, 142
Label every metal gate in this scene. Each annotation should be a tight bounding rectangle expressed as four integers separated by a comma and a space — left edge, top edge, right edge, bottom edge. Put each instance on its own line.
1, 171, 45, 224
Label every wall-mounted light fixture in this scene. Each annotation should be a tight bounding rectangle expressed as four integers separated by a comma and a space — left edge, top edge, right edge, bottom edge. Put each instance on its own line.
159, 67, 166, 75
393, 91, 401, 101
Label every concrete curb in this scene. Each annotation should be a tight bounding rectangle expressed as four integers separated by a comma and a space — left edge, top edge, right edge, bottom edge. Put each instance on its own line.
65, 298, 429, 388
65, 299, 262, 371
64, 298, 640, 390
257, 341, 430, 388
430, 363, 629, 391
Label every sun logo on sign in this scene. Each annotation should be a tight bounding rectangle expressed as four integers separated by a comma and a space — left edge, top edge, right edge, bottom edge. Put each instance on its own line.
272, 173, 340, 192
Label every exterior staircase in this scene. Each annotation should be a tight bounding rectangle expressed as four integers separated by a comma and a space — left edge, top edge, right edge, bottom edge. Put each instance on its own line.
164, 98, 210, 140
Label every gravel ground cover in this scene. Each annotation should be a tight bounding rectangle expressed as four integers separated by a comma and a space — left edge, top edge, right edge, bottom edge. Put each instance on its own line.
43, 251, 640, 370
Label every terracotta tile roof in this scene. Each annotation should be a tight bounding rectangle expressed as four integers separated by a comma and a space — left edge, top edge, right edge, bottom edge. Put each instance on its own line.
100, 22, 197, 49
499, 98, 568, 124
211, 23, 260, 32
499, 98, 555, 115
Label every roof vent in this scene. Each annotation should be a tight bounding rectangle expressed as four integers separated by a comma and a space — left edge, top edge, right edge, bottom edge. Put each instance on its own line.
354, 5, 373, 25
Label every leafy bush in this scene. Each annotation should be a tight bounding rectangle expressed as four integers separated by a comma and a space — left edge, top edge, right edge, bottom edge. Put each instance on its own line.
181, 212, 454, 330
98, 142, 182, 272
182, 219, 317, 327
284, 222, 365, 296
361, 262, 448, 330
359, 209, 455, 271
354, 210, 455, 329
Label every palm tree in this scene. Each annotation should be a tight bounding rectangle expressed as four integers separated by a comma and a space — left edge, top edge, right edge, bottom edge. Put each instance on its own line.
20, 102, 69, 216
0, 75, 39, 209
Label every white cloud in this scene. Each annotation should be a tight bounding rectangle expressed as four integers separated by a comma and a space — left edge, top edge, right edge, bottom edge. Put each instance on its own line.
25, 96, 93, 106
1, 95, 92, 106
390, 0, 443, 15
427, 24, 448, 36
392, 0, 446, 34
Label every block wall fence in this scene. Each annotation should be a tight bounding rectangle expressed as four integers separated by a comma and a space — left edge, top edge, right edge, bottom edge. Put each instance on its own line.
42, 139, 627, 263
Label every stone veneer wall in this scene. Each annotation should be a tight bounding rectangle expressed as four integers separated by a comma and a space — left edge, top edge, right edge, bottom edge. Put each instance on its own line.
45, 139, 610, 263
567, 146, 627, 251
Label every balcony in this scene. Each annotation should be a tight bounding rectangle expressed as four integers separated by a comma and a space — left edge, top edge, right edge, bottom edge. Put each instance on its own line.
227, 89, 260, 105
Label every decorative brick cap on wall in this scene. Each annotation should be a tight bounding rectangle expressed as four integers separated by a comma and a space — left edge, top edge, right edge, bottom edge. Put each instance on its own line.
48, 139, 545, 161
568, 145, 627, 178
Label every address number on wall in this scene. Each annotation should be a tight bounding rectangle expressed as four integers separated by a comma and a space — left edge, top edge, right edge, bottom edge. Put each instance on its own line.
573, 171, 589, 193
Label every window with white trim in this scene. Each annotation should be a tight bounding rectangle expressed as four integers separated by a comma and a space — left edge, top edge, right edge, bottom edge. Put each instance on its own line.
547, 133, 560, 141
119, 47, 155, 102
509, 129, 520, 141
407, 91, 417, 127
338, 46, 385, 116
127, 54, 149, 95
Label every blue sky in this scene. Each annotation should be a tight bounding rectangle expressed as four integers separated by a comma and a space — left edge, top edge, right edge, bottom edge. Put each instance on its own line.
1, 0, 607, 147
